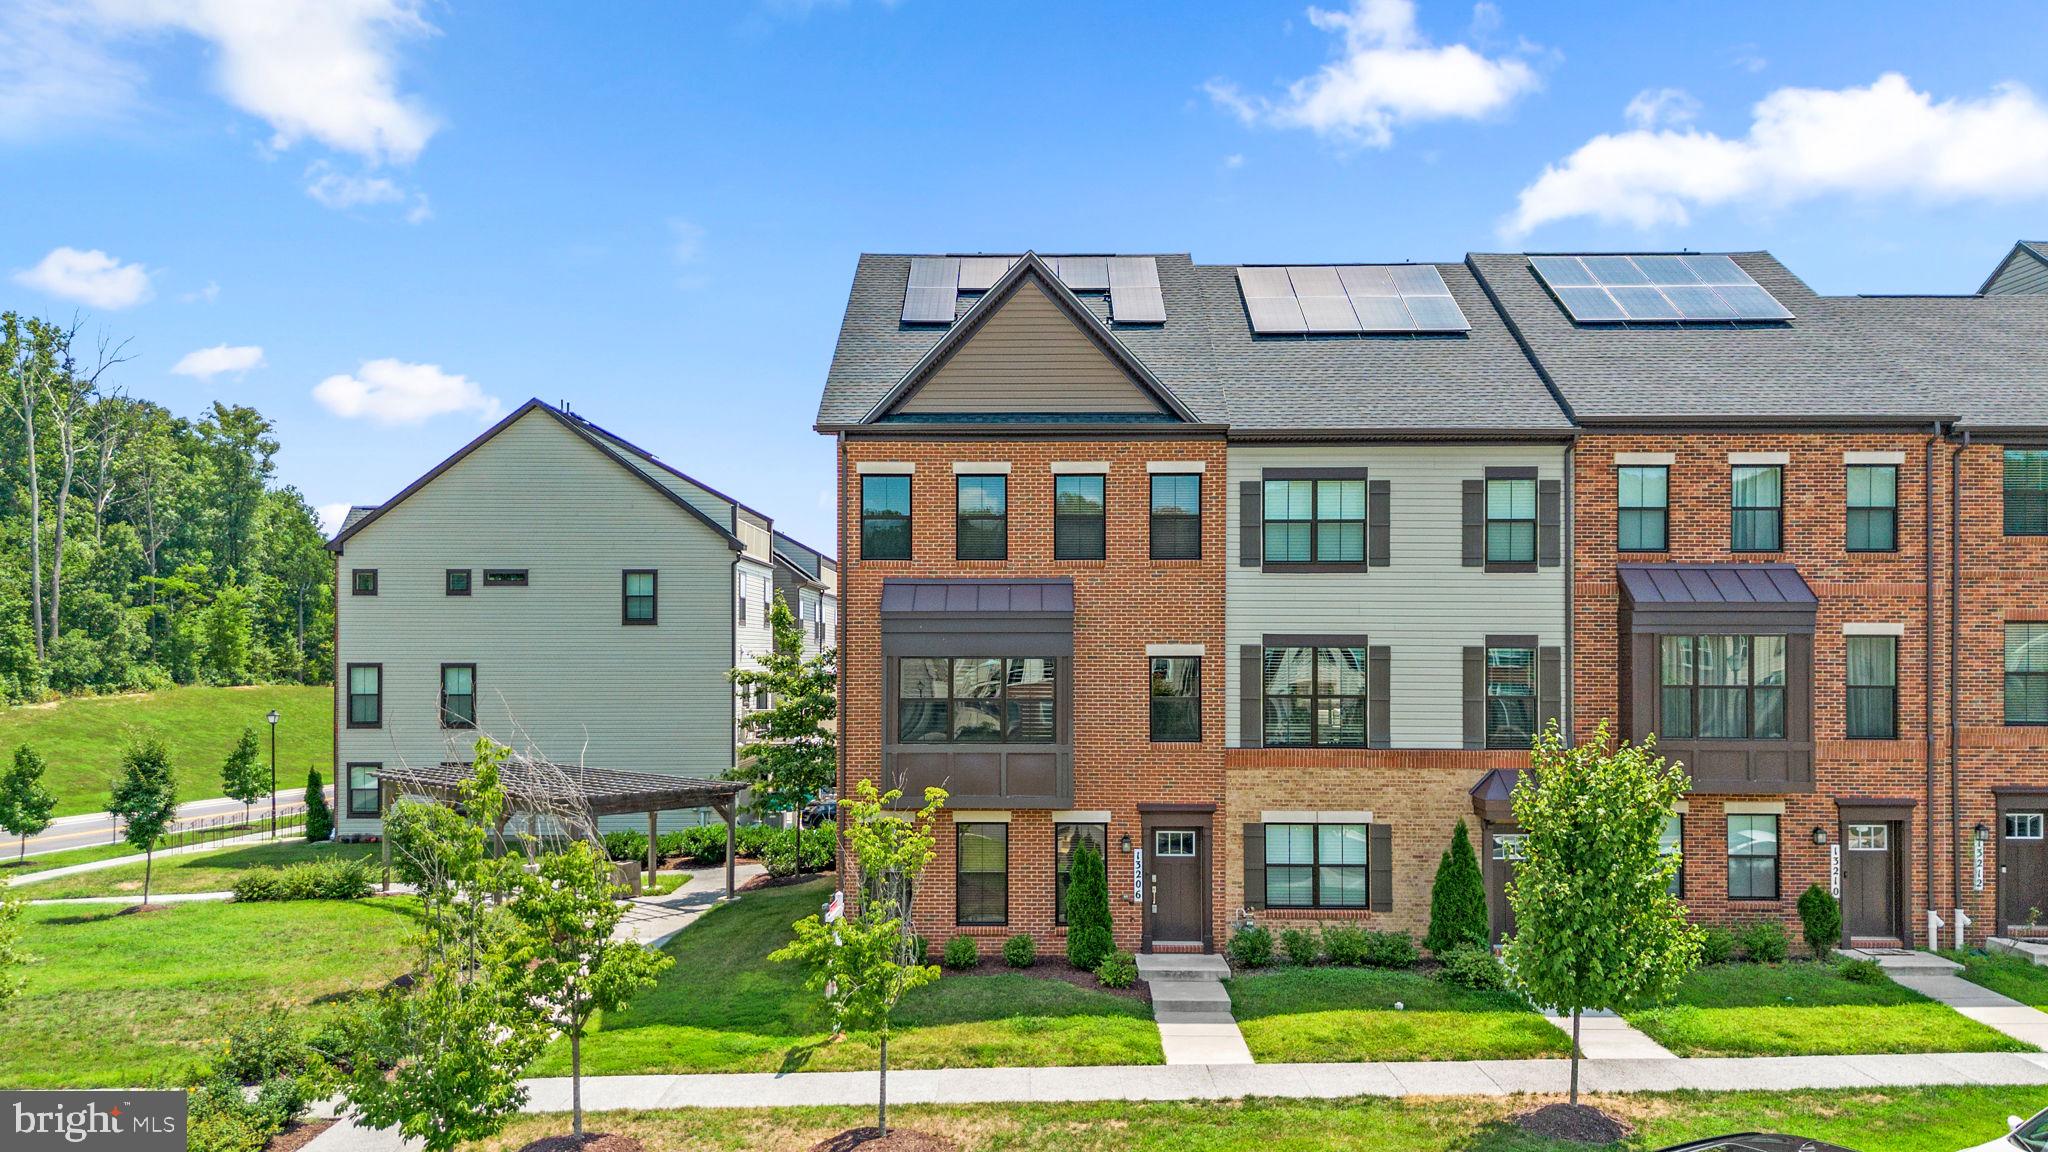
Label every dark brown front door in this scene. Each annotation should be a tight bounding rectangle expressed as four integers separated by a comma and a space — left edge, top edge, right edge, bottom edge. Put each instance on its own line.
1149, 827, 1204, 944
1843, 822, 1898, 940
1487, 829, 1525, 944
2002, 810, 2048, 933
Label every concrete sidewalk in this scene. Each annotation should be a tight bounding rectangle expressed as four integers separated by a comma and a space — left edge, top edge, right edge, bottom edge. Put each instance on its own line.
8, 829, 289, 887
1543, 1009, 1677, 1059
1869, 949, 2048, 1049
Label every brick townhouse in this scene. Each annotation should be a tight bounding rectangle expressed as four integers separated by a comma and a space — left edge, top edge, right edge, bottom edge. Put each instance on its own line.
817, 244, 2048, 955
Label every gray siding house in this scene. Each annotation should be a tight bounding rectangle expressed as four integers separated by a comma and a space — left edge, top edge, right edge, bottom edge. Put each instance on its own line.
326, 399, 821, 833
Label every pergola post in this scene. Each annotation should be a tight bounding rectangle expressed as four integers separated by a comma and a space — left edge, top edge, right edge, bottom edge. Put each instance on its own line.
379, 780, 393, 894
646, 809, 660, 889
716, 801, 736, 901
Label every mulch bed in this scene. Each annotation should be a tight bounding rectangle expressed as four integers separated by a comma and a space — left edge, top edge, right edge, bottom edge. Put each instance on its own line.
940, 957, 1149, 1004
1512, 1102, 1632, 1144
265, 1119, 336, 1152
515, 1134, 646, 1152
809, 1127, 957, 1152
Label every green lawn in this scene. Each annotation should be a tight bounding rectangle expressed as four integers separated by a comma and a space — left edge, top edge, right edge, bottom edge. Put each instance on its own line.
1628, 962, 2032, 1057
1226, 967, 1569, 1062
0, 897, 418, 1089
1951, 949, 2048, 1007
530, 877, 1161, 1075
15, 839, 380, 900
0, 684, 332, 817
0, 839, 148, 880
471, 1086, 2048, 1152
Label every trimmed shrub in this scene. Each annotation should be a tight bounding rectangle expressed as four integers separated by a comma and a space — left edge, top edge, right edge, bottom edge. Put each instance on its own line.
1095, 950, 1138, 989
1227, 924, 1275, 969
736, 824, 778, 858
1361, 930, 1420, 969
1433, 943, 1507, 991
1004, 934, 1036, 968
213, 1007, 316, 1085
1322, 925, 1370, 967
1699, 925, 1738, 966
187, 1075, 305, 1152
799, 825, 837, 871
942, 934, 980, 970
1424, 819, 1490, 955
1838, 957, 1885, 984
1064, 838, 1114, 971
1279, 926, 1321, 966
656, 830, 690, 858
602, 830, 649, 863
1798, 884, 1843, 960
679, 824, 728, 864
233, 857, 372, 903
1738, 920, 1790, 963
302, 769, 332, 843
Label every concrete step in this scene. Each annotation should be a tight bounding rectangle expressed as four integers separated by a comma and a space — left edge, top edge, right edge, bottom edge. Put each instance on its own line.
1152, 1008, 1238, 1025
1150, 982, 1233, 1013
1136, 953, 1232, 982
1990, 937, 2048, 966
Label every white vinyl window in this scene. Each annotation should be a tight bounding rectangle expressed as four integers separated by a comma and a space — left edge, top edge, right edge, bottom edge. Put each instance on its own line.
1155, 830, 1196, 857
2007, 812, 2045, 841
1846, 823, 1889, 852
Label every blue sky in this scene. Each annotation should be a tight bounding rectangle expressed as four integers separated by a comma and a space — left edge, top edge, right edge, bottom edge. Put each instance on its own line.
4, 0, 2046, 549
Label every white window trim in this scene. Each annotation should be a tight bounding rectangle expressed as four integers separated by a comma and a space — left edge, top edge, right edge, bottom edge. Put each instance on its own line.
1729, 451, 1790, 465
951, 810, 1012, 823
1845, 451, 1907, 465
1052, 810, 1112, 824
1843, 622, 1907, 636
856, 461, 915, 475
951, 461, 1012, 475
1724, 800, 1786, 815
1148, 460, 1207, 473
1615, 452, 1676, 465
1146, 643, 1206, 657
1051, 461, 1111, 475
1673, 799, 1690, 813
1262, 810, 1374, 825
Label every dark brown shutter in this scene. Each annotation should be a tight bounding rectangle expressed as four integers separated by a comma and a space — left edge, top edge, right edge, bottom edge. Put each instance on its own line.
1243, 823, 1266, 909
1369, 823, 1393, 912
737, 592, 747, 624
1239, 645, 1263, 748
1462, 479, 1485, 567
1239, 480, 1262, 567
1538, 645, 1563, 739
1368, 479, 1391, 568
1463, 645, 1486, 749
1367, 645, 1392, 749
1538, 479, 1562, 568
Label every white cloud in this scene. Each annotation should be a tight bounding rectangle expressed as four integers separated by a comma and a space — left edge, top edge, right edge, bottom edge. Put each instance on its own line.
1224, 153, 1246, 169
181, 280, 221, 304
1624, 87, 1699, 130
0, 1, 144, 139
315, 502, 352, 537
1508, 73, 2048, 235
1206, 0, 1540, 147
312, 358, 501, 425
171, 343, 265, 381
12, 246, 153, 308
303, 160, 430, 221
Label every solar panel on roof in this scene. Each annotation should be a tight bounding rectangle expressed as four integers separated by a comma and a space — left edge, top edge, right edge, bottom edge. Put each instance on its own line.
1285, 267, 1360, 333
1238, 263, 1469, 334
1107, 256, 1166, 323
956, 256, 1014, 292
1054, 255, 1109, 291
902, 256, 959, 324
1531, 254, 1793, 323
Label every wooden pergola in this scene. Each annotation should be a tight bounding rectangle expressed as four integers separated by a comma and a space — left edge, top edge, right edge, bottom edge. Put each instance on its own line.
373, 762, 749, 899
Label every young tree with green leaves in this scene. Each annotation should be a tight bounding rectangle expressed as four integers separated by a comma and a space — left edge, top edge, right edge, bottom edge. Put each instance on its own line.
771, 779, 945, 1137
1424, 819, 1490, 955
1064, 837, 1113, 970
304, 768, 333, 842
1503, 722, 1701, 1107
728, 592, 837, 819
504, 840, 672, 1138
109, 737, 179, 905
0, 745, 57, 860
220, 726, 265, 824
0, 880, 26, 1010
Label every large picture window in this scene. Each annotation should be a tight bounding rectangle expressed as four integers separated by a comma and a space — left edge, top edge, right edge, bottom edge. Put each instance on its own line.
1618, 465, 1669, 552
440, 663, 476, 729
956, 823, 1008, 925
1658, 635, 1787, 740
1054, 822, 1107, 925
1261, 646, 1366, 747
1149, 656, 1200, 742
347, 763, 381, 818
956, 474, 1008, 560
1727, 813, 1780, 901
1485, 477, 1537, 565
2008, 624, 2048, 726
1485, 644, 1538, 749
1263, 476, 1366, 565
1150, 473, 1201, 560
897, 657, 1057, 744
1054, 474, 1106, 560
1731, 465, 1783, 552
347, 663, 382, 728
2007, 450, 2048, 536
1846, 634, 1898, 739
1846, 465, 1898, 552
1264, 823, 1370, 909
860, 474, 912, 560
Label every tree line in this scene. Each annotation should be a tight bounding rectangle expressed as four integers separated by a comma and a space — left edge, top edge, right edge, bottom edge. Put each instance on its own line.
1, 312, 333, 703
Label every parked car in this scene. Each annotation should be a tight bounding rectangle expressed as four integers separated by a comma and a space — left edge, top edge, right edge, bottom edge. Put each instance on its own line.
1961, 1106, 2048, 1151
801, 797, 837, 828
1655, 1137, 1861, 1152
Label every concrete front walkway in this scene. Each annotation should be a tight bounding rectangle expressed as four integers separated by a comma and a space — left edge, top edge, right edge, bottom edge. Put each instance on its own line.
1868, 949, 2048, 1049
1137, 953, 1254, 1065
1542, 1009, 1677, 1059
613, 862, 768, 946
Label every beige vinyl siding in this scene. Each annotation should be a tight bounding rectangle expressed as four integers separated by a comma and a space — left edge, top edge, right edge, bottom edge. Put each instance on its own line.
333, 410, 738, 833
1226, 444, 1569, 748
896, 280, 1165, 415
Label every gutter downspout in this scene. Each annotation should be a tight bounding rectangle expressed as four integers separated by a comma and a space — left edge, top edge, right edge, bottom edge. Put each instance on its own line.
1925, 425, 1939, 947
1952, 429, 1971, 927
1563, 439, 1575, 741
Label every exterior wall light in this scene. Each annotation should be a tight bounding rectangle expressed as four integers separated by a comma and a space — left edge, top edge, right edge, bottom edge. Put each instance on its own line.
1119, 834, 1133, 854
1811, 826, 1828, 846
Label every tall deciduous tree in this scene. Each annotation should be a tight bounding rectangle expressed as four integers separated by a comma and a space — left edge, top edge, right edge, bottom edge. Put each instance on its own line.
1503, 722, 1701, 1107
771, 780, 945, 1137
220, 727, 266, 824
728, 592, 837, 818
0, 746, 57, 860
110, 737, 179, 905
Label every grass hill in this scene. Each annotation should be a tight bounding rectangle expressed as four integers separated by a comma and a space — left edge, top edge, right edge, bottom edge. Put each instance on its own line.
0, 685, 332, 817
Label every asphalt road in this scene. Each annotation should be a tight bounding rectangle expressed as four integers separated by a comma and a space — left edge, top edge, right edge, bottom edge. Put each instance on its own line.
7, 789, 309, 859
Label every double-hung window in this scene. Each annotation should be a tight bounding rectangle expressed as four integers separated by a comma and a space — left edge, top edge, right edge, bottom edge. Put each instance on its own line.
1732, 465, 1783, 551
1846, 634, 1898, 739
1486, 476, 1537, 565
622, 569, 658, 624
440, 663, 476, 729
1846, 465, 1898, 552
2008, 624, 2048, 725
1150, 473, 1202, 560
956, 822, 1008, 925
1054, 822, 1108, 925
1054, 474, 1106, 560
1484, 643, 1538, 749
956, 474, 1008, 560
1658, 635, 1787, 739
346, 664, 382, 728
1660, 815, 1685, 896
1727, 814, 1780, 900
897, 657, 1057, 743
860, 474, 912, 560
2007, 450, 2048, 536
1262, 476, 1366, 565
1149, 656, 1200, 742
347, 763, 381, 818
1263, 823, 1370, 909
1261, 646, 1366, 747
1618, 465, 1669, 551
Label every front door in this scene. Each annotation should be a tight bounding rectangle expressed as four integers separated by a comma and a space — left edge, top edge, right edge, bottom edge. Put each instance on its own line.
1843, 822, 1898, 941
1487, 830, 1526, 944
1148, 827, 1204, 944
2003, 810, 2048, 934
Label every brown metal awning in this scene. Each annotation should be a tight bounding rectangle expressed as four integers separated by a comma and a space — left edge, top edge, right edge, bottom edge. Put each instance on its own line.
1470, 768, 1523, 823
880, 577, 1074, 616
1619, 563, 1818, 631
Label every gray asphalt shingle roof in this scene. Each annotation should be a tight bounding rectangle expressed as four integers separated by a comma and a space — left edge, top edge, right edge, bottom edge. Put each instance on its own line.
1845, 293, 2048, 431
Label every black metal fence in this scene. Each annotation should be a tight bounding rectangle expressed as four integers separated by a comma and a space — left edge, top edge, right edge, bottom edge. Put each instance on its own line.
107, 803, 312, 853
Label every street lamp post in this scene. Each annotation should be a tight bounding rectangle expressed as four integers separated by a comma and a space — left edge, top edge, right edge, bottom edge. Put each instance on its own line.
266, 709, 280, 838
